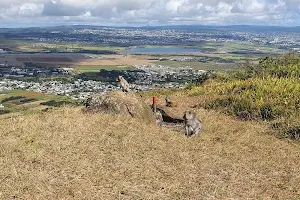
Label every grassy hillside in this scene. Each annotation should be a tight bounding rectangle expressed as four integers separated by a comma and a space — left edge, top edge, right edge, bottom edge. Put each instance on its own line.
0, 106, 300, 199
188, 52, 300, 139
1, 52, 300, 199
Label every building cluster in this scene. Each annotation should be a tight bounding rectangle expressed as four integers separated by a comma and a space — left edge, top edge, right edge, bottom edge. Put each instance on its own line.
14, 26, 300, 48
0, 79, 118, 100
157, 57, 194, 62
0, 64, 207, 100
0, 78, 187, 100
0, 67, 69, 77
131, 65, 206, 85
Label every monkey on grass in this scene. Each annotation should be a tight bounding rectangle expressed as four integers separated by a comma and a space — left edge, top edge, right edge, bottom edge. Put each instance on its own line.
118, 75, 130, 92
154, 111, 163, 126
165, 96, 176, 107
183, 111, 202, 137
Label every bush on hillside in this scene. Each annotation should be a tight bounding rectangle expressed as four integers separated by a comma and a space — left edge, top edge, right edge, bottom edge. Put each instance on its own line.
193, 52, 300, 139
20, 98, 37, 103
0, 110, 10, 115
1, 96, 25, 103
41, 100, 79, 107
190, 63, 300, 139
241, 52, 300, 79
192, 70, 217, 85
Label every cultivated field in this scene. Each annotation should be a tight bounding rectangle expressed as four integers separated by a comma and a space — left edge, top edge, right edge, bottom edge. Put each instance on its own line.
0, 90, 75, 118
0, 54, 156, 72
76, 55, 155, 66
0, 54, 85, 66
75, 65, 136, 73
15, 56, 73, 63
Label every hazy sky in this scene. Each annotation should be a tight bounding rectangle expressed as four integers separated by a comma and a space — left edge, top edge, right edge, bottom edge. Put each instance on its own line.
0, 0, 300, 27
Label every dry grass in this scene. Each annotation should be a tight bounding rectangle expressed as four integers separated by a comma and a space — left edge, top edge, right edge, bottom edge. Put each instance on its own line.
0, 106, 300, 199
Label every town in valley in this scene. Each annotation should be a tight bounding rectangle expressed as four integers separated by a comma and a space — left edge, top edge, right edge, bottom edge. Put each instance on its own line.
0, 25, 299, 112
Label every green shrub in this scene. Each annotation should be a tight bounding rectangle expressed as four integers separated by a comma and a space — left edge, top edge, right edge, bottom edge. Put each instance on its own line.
0, 110, 10, 115
41, 100, 79, 107
192, 70, 216, 85
20, 98, 37, 103
1, 96, 25, 103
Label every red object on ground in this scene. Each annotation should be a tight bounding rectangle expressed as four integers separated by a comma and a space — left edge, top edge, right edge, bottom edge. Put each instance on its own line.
153, 97, 157, 105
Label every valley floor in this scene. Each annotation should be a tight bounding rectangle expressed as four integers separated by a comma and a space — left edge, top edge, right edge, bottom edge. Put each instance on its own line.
0, 103, 300, 199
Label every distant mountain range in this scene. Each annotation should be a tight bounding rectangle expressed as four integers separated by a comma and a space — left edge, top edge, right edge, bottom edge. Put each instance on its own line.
1, 24, 300, 32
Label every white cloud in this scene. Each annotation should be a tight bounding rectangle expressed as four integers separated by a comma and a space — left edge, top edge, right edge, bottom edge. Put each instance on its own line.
19, 3, 44, 17
231, 0, 266, 13
166, 0, 185, 12
0, 0, 300, 27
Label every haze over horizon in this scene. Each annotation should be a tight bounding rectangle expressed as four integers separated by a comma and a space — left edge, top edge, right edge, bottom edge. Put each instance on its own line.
0, 0, 300, 28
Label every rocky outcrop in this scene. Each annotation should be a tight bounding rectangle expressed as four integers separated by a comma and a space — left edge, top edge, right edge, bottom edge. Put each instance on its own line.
84, 91, 154, 123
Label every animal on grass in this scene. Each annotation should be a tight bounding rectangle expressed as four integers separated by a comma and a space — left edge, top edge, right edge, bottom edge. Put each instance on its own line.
118, 75, 130, 92
165, 96, 175, 107
183, 111, 202, 137
155, 110, 163, 126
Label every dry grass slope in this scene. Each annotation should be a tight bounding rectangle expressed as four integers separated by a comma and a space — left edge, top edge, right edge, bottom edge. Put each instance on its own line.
0, 107, 300, 199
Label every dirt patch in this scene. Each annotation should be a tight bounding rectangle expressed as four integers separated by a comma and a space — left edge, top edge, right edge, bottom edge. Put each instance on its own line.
30, 57, 73, 62
16, 57, 31, 62
77, 55, 156, 66
0, 112, 20, 119
16, 56, 73, 63
1, 54, 156, 68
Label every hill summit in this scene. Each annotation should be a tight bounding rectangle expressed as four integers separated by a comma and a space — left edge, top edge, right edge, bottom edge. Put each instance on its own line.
1, 96, 300, 199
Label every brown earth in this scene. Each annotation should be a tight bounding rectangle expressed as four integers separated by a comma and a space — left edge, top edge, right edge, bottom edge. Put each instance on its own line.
30, 57, 73, 62
0, 54, 155, 67
77, 55, 155, 66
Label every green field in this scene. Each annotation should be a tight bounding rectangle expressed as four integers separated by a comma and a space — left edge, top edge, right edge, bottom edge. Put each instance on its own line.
153, 60, 240, 72
0, 90, 46, 101
188, 41, 282, 53
0, 90, 77, 116
139, 42, 282, 54
148, 42, 281, 72
0, 39, 124, 53
75, 65, 136, 73
2, 38, 283, 55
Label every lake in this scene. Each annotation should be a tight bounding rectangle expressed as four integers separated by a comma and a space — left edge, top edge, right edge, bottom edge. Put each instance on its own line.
122, 47, 201, 54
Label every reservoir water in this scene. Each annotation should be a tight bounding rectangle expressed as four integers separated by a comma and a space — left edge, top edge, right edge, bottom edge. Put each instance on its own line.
122, 47, 201, 54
